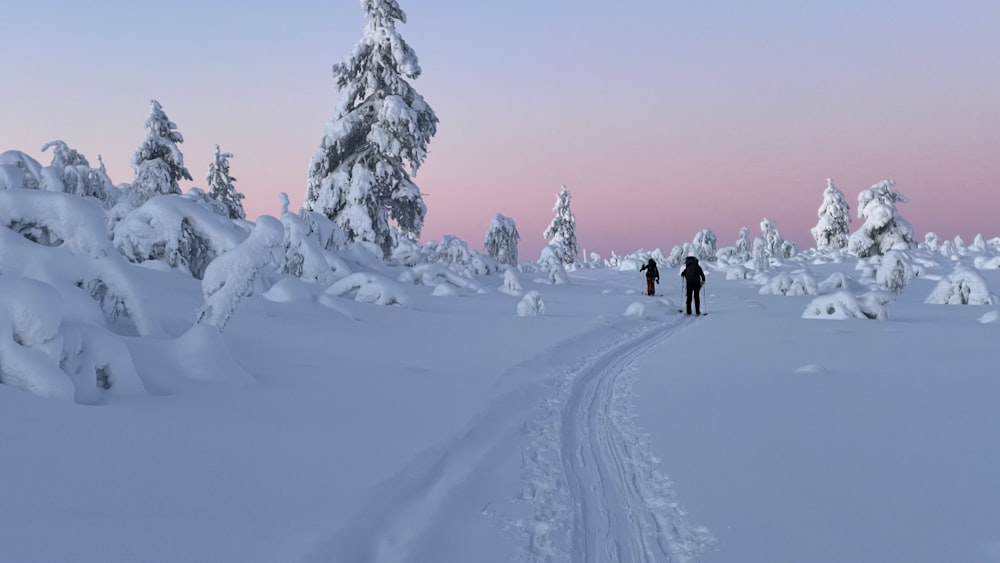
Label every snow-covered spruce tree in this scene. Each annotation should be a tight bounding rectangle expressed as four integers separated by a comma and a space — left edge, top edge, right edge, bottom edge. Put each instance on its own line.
811, 178, 851, 251
847, 179, 916, 257
922, 232, 940, 252
734, 227, 752, 260
303, 0, 437, 259
129, 100, 192, 208
206, 145, 245, 220
484, 213, 519, 266
760, 218, 784, 257
691, 228, 717, 261
40, 141, 119, 207
752, 237, 769, 272
542, 185, 579, 264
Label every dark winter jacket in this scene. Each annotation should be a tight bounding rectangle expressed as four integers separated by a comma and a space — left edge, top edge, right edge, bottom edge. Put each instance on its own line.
681, 257, 706, 286
640, 260, 660, 280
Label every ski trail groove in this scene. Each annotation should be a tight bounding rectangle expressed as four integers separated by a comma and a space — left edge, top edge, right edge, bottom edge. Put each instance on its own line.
520, 318, 712, 563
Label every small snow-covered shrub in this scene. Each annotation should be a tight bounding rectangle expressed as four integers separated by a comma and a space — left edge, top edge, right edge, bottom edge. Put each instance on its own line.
41, 141, 120, 208
422, 235, 499, 276
399, 263, 481, 292
875, 250, 914, 295
818, 272, 860, 295
803, 290, 891, 320
499, 268, 524, 296
113, 195, 246, 279
0, 277, 74, 400
0, 189, 117, 258
197, 216, 284, 330
973, 255, 1000, 269
517, 290, 544, 316
0, 150, 43, 190
725, 265, 750, 280
183, 186, 229, 217
804, 292, 862, 319
280, 193, 348, 285
759, 271, 818, 296
925, 266, 997, 305
538, 243, 569, 284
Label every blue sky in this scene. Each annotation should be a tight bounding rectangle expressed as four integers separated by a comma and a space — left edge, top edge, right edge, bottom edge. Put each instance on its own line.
3, 0, 998, 256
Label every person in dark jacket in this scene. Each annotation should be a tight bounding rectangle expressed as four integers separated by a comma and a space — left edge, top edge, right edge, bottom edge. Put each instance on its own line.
680, 256, 706, 315
639, 258, 659, 296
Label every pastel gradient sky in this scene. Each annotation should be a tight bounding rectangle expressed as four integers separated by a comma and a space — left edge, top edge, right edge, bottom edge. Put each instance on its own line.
3, 0, 997, 258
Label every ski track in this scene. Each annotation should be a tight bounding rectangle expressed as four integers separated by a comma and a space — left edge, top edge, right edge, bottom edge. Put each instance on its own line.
305, 315, 711, 563
520, 316, 712, 563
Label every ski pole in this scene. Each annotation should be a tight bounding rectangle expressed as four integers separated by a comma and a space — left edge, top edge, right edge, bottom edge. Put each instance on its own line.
702, 281, 707, 314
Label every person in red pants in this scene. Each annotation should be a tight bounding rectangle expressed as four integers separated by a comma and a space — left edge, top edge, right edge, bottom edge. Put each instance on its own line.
639, 258, 659, 296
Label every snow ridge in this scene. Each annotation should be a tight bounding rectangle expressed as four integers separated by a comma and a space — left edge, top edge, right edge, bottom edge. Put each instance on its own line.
520, 317, 712, 563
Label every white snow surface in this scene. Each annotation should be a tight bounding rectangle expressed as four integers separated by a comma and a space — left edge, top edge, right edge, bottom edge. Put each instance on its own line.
1, 190, 999, 563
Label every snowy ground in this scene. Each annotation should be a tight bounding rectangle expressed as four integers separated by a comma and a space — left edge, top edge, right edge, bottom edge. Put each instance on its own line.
3, 239, 999, 562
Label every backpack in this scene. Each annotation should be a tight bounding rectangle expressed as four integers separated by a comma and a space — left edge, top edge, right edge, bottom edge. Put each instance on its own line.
682, 257, 703, 284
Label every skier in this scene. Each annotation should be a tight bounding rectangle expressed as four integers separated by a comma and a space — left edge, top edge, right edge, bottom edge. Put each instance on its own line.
639, 258, 659, 296
680, 256, 706, 315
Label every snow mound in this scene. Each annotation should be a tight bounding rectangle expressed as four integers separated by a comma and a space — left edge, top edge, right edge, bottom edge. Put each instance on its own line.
794, 364, 831, 374
925, 266, 997, 305
326, 272, 410, 306
979, 310, 1000, 324
262, 277, 317, 303
432, 283, 457, 297
517, 291, 544, 316
496, 268, 523, 296
171, 324, 254, 385
624, 298, 677, 320
759, 271, 818, 296
803, 291, 892, 320
0, 276, 75, 400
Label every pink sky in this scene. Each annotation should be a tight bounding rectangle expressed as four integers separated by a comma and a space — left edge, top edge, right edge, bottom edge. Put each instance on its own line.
2, 1, 997, 259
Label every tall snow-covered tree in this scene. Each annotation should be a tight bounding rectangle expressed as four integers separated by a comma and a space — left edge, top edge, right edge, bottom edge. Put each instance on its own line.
484, 213, 519, 266
847, 179, 916, 257
303, 0, 437, 258
734, 227, 752, 259
760, 218, 784, 256
691, 228, 717, 261
206, 145, 245, 220
543, 185, 579, 264
811, 178, 851, 251
752, 237, 769, 271
129, 100, 191, 208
